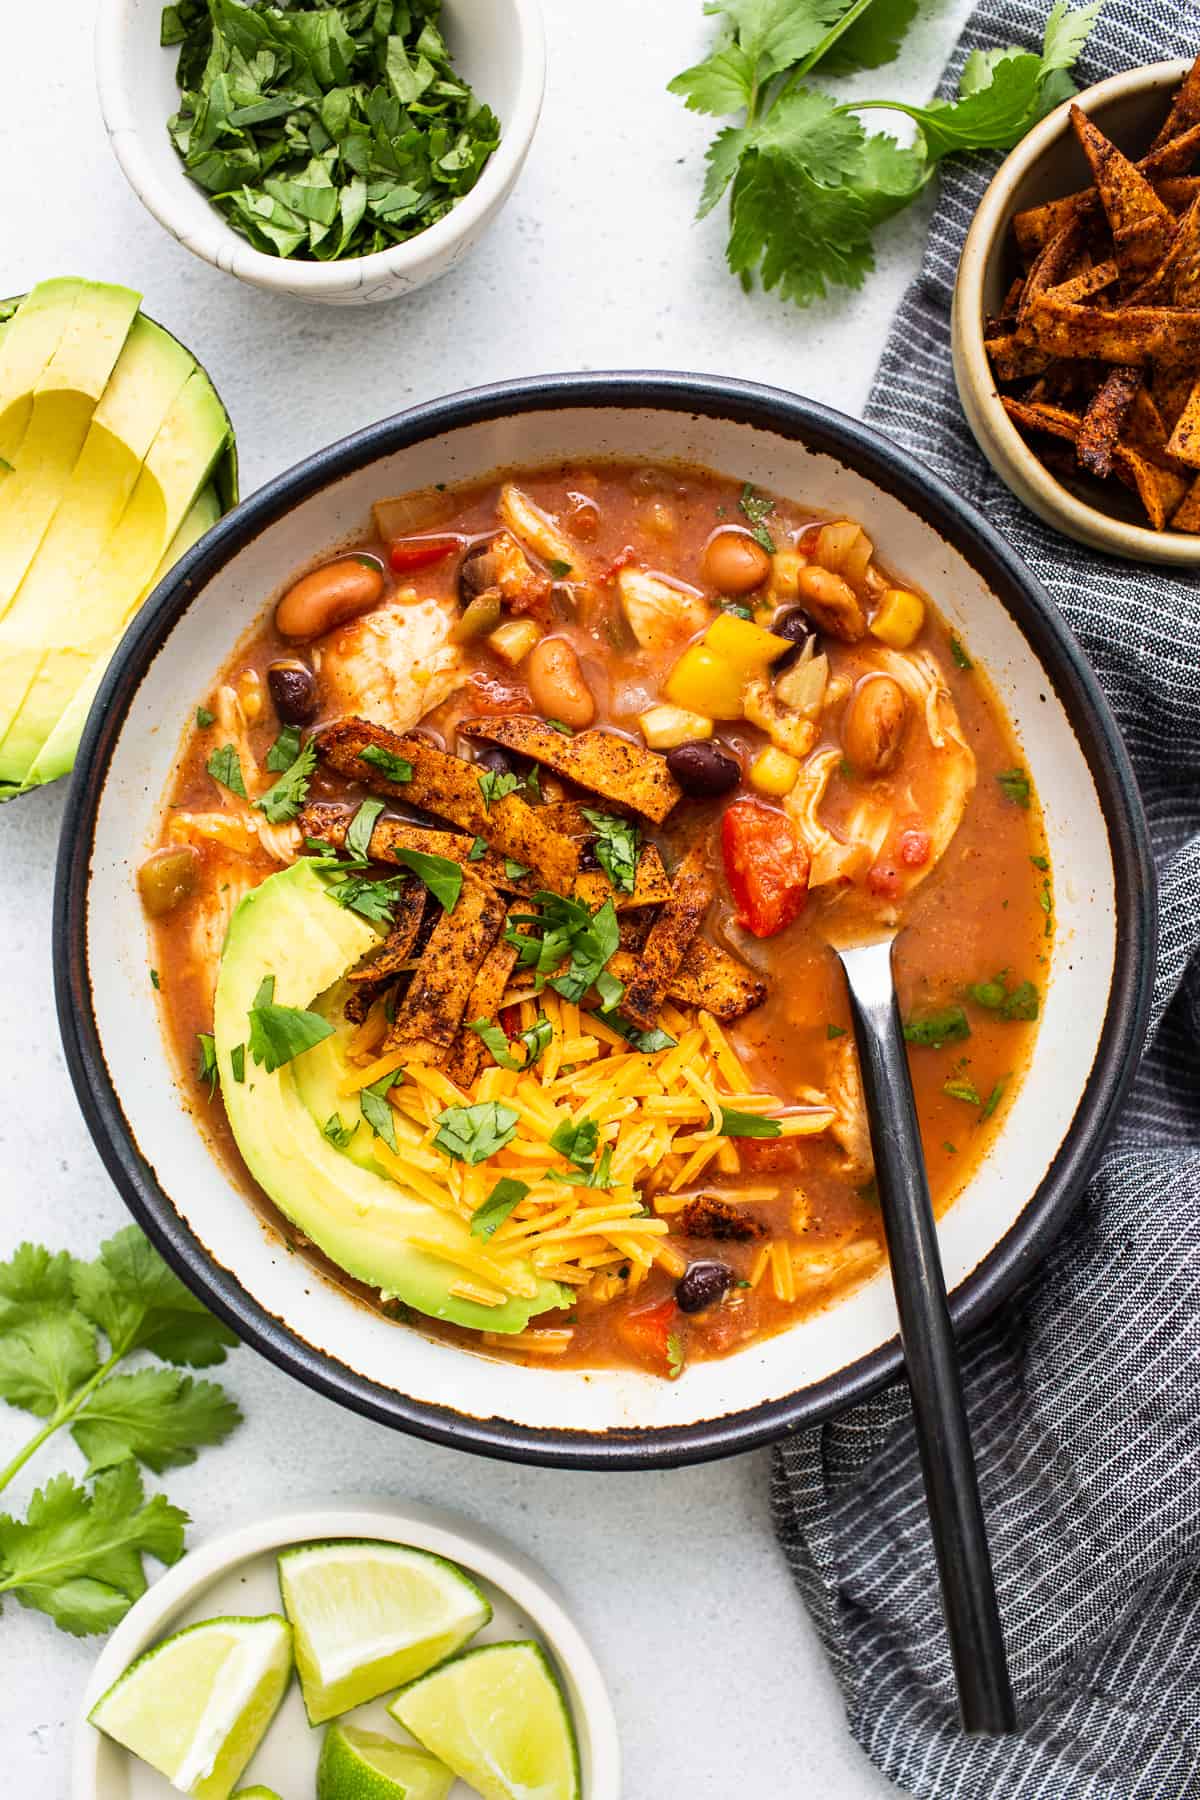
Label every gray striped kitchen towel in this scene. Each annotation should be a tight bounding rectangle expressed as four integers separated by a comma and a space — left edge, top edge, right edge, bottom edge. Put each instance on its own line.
771, 3, 1200, 1795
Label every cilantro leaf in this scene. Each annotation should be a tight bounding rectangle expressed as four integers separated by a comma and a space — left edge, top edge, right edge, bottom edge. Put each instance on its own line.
0, 1466, 186, 1637
70, 1370, 241, 1477
325, 868, 409, 926
718, 1106, 782, 1138
196, 1031, 218, 1097
359, 744, 413, 785
666, 1330, 686, 1379
468, 836, 488, 861
256, 734, 316, 824
205, 743, 246, 798
0, 1247, 98, 1419
903, 1005, 971, 1049
394, 847, 463, 913
69, 1227, 237, 1368
469, 1014, 552, 1072
669, 42, 757, 117
195, 705, 215, 728
550, 1117, 601, 1168
815, 0, 919, 74
433, 1101, 519, 1165
470, 1177, 529, 1240
265, 725, 301, 772
944, 1078, 983, 1106
996, 767, 1032, 808
360, 1073, 400, 1153
581, 809, 640, 894
951, 634, 973, 670
247, 974, 334, 1073
969, 975, 1039, 1021
478, 768, 527, 811
595, 1011, 677, 1054
323, 1112, 358, 1150
738, 480, 777, 554
345, 798, 385, 861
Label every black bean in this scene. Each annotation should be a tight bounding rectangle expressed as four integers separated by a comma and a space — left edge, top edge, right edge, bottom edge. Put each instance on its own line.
474, 744, 524, 777
459, 540, 499, 604
665, 742, 741, 798
267, 659, 317, 724
770, 607, 818, 670
676, 1260, 734, 1314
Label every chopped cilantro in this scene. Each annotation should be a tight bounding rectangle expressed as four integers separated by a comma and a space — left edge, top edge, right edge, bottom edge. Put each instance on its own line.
981, 1077, 1010, 1120
345, 798, 385, 862
826, 1022, 846, 1039
546, 720, 575, 736
969, 975, 1039, 1021
471, 1176, 530, 1240
505, 891, 622, 1006
247, 975, 334, 1073
738, 482, 776, 554
323, 1113, 358, 1150
718, 1106, 781, 1138
206, 743, 246, 799
944, 1077, 981, 1105
394, 847, 463, 912
196, 1032, 218, 1096
256, 734, 316, 823
903, 1005, 971, 1049
595, 1011, 677, 1054
581, 809, 640, 895
478, 768, 531, 811
359, 744, 413, 784
230, 1044, 245, 1084
468, 836, 488, 861
504, 858, 530, 881
950, 635, 973, 670
265, 725, 301, 772
149, 969, 160, 991
1030, 854, 1049, 871
550, 1116, 600, 1167
469, 1013, 552, 1073
195, 705, 215, 728
547, 558, 573, 579
360, 1071, 400, 1152
996, 767, 1032, 808
434, 1101, 520, 1165
666, 1330, 686, 1379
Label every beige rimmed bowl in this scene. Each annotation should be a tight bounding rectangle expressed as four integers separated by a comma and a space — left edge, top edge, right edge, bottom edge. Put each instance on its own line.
952, 58, 1200, 566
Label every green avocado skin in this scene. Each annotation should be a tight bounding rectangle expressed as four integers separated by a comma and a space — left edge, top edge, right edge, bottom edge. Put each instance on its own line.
213, 862, 567, 1335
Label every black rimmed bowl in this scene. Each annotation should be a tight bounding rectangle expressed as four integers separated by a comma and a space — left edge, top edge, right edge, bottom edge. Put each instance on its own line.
53, 374, 1155, 1469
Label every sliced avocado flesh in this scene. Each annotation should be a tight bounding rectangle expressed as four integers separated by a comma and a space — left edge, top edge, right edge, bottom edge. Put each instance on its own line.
291, 986, 395, 1179
0, 347, 231, 785
18, 484, 222, 794
0, 281, 141, 621
214, 862, 567, 1333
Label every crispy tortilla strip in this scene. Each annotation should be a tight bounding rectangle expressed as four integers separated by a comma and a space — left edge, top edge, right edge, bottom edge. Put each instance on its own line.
1112, 446, 1190, 530
460, 717, 682, 823
984, 332, 1053, 383
1170, 473, 1200, 531
1025, 298, 1200, 367
1132, 193, 1200, 307
620, 847, 714, 1031
301, 798, 668, 910
1047, 259, 1120, 305
343, 881, 426, 1023
1072, 106, 1174, 271
609, 938, 766, 1022
384, 869, 506, 1063
1123, 387, 1181, 470
1167, 378, 1200, 468
1013, 161, 1200, 261
1151, 363, 1199, 433
443, 936, 522, 1087
1017, 219, 1087, 324
316, 718, 579, 893
1077, 366, 1142, 478
1001, 397, 1082, 443
678, 1197, 766, 1242
1151, 54, 1200, 151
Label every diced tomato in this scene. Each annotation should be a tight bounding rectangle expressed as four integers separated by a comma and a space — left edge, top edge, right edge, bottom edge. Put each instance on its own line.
388, 534, 461, 573
465, 670, 534, 714
614, 1298, 683, 1378
738, 1137, 804, 1173
721, 800, 810, 938
500, 1004, 522, 1037
602, 544, 638, 583
899, 828, 931, 868
866, 861, 900, 898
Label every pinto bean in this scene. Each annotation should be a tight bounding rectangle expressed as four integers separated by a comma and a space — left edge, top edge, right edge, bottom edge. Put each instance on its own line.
794, 564, 867, 642
275, 556, 384, 639
527, 636, 595, 728
702, 527, 771, 595
842, 674, 908, 776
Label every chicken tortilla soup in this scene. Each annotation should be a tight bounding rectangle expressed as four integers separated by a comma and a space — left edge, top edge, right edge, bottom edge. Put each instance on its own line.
142, 461, 1052, 1379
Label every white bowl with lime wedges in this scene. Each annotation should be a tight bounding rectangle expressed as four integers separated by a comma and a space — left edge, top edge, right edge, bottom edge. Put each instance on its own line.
72, 1502, 618, 1800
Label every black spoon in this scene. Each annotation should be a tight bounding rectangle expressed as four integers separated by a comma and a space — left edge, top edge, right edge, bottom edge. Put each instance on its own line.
833, 930, 1016, 1736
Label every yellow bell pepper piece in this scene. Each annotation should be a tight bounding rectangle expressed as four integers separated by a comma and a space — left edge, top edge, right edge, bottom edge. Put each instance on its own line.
664, 644, 746, 719
870, 588, 925, 649
704, 611, 792, 668
749, 746, 802, 797
638, 704, 714, 749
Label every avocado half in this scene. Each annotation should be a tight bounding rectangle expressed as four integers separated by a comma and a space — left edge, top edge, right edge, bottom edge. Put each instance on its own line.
0, 281, 237, 800
214, 862, 569, 1334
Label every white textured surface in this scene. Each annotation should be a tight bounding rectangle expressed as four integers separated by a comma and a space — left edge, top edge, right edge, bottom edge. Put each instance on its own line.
0, 0, 974, 1792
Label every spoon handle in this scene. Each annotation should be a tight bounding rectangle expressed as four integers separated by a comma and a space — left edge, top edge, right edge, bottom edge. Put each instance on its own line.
839, 937, 1016, 1735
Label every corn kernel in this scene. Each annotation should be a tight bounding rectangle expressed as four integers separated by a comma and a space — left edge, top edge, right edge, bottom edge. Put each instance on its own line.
488, 618, 542, 664
749, 745, 801, 796
870, 588, 925, 649
638, 704, 714, 749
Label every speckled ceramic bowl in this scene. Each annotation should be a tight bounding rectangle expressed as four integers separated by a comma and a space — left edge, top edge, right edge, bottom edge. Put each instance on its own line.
72, 1501, 620, 1799
95, 0, 545, 306
952, 59, 1200, 565
54, 374, 1155, 1467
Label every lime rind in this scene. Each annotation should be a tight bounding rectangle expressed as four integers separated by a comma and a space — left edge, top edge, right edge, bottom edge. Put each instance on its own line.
88, 1613, 293, 1800
277, 1538, 492, 1725
389, 1640, 581, 1800
317, 1720, 454, 1800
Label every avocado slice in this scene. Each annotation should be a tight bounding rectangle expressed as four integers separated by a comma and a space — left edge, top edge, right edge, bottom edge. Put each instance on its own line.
17, 484, 223, 794
0, 341, 232, 785
214, 862, 567, 1334
0, 280, 141, 623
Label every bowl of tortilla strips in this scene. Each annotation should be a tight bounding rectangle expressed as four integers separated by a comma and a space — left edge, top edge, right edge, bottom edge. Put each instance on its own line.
953, 54, 1200, 565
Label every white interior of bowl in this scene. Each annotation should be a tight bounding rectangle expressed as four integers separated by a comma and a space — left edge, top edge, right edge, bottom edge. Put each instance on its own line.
95, 0, 544, 300
84, 404, 1117, 1436
71, 1503, 619, 1799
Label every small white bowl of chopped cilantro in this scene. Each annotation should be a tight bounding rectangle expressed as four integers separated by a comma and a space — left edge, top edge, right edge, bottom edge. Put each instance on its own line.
96, 0, 546, 305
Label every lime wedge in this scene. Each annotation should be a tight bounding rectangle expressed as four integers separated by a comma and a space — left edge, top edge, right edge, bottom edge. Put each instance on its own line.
233, 1790, 284, 1798
88, 1614, 293, 1800
389, 1641, 580, 1800
317, 1721, 454, 1800
277, 1539, 491, 1725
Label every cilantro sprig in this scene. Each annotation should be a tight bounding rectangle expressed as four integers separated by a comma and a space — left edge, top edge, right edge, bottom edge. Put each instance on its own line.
504, 892, 624, 1008
670, 0, 1100, 308
580, 810, 640, 896
0, 1227, 240, 1637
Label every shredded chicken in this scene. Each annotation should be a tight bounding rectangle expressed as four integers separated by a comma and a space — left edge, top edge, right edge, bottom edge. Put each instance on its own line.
319, 594, 465, 731
616, 568, 710, 651
743, 675, 818, 760
168, 683, 301, 865
186, 865, 257, 1013
824, 1037, 874, 1183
